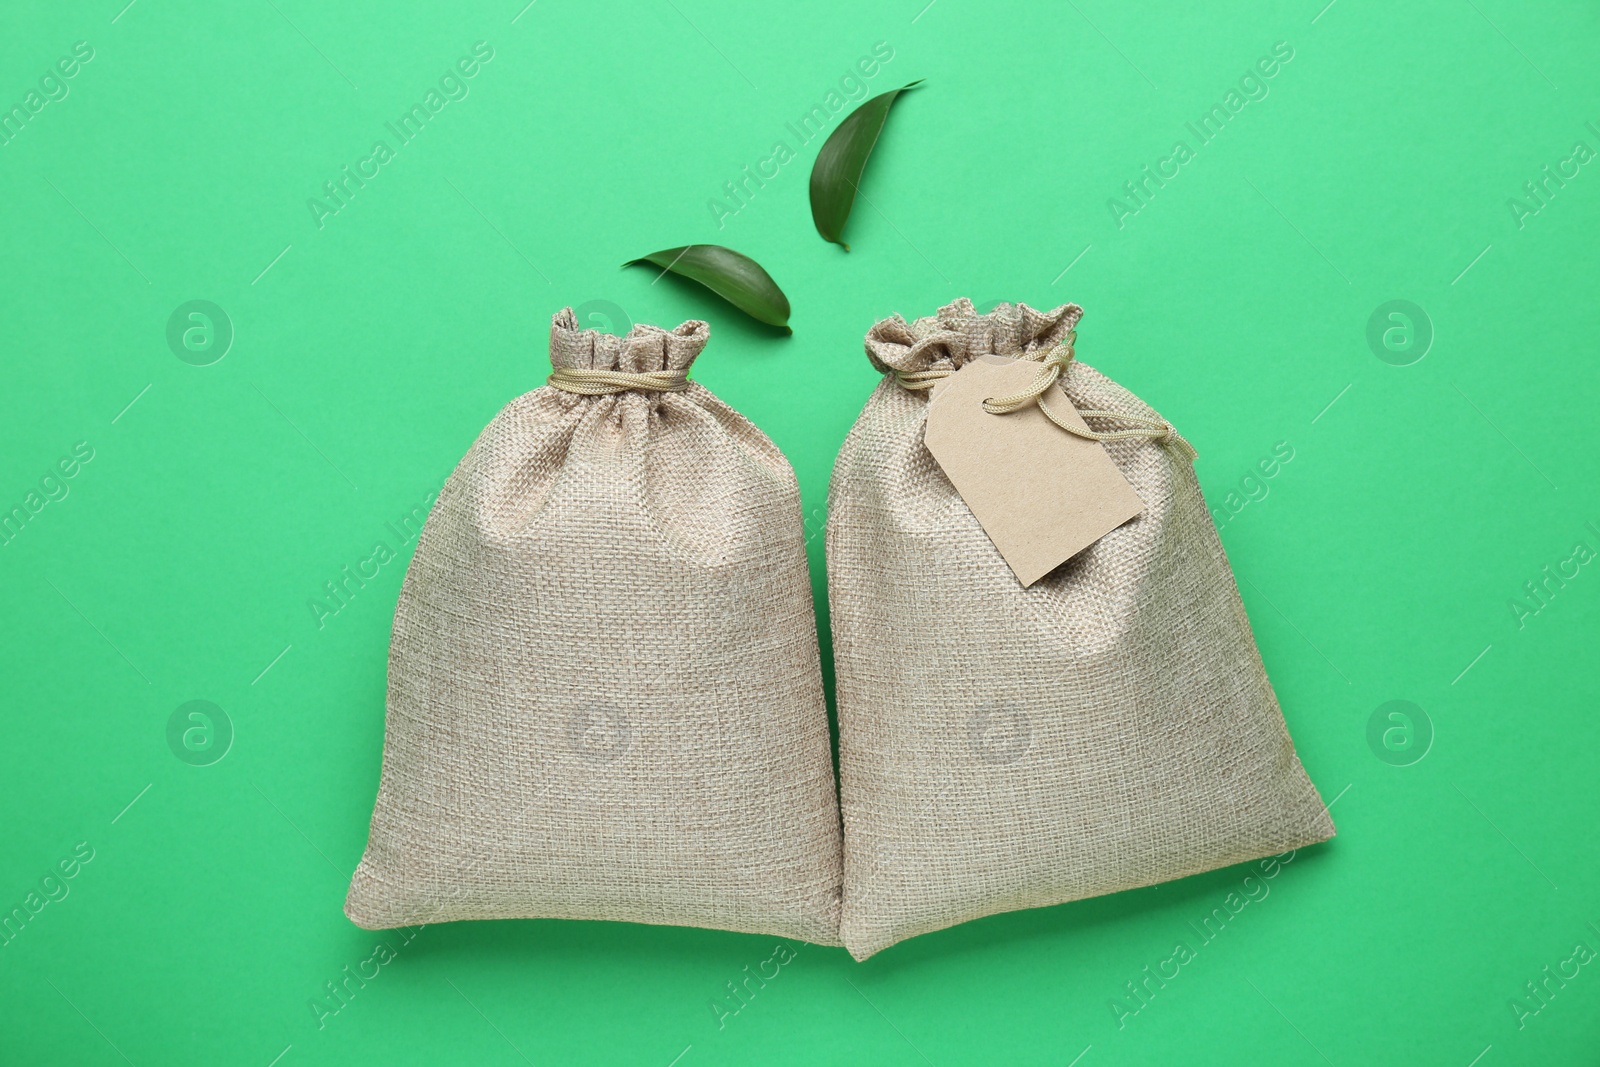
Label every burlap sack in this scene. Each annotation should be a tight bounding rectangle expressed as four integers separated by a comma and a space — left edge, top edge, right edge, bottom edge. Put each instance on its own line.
346, 310, 842, 944
827, 298, 1334, 960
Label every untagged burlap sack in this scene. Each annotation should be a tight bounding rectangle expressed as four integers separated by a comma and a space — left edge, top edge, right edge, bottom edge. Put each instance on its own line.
345, 310, 842, 944
827, 298, 1334, 960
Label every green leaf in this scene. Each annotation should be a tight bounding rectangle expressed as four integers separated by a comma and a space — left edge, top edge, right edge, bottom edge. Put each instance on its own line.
809, 80, 923, 249
624, 245, 792, 331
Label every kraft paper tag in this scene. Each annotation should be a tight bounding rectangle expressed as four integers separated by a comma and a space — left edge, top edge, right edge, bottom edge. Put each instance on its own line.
923, 354, 1143, 586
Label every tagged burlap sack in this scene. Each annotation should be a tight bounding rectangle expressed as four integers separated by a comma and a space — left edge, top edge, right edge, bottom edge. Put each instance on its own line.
345, 310, 842, 944
827, 298, 1334, 960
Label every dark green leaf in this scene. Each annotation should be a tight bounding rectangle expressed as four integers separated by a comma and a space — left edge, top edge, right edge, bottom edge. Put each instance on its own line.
624, 245, 792, 331
809, 80, 923, 249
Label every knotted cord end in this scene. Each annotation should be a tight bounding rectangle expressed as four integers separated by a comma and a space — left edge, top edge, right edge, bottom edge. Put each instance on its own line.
891, 326, 1194, 462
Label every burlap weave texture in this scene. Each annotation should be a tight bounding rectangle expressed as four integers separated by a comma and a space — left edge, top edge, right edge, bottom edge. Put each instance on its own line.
346, 310, 843, 943
826, 298, 1334, 960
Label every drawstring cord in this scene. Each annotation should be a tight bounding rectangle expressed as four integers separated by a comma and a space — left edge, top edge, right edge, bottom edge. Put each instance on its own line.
893, 330, 1196, 461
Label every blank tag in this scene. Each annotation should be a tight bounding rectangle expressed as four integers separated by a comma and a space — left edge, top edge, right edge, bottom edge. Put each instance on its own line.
923, 354, 1144, 586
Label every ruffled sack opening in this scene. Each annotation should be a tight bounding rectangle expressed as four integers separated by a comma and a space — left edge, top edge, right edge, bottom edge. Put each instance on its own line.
864, 297, 1083, 377
549, 307, 710, 375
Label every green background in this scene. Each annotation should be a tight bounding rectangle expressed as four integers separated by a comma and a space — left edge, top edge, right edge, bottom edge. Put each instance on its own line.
3, 0, 1598, 1063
